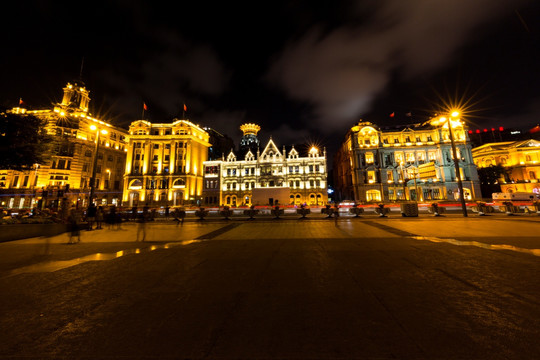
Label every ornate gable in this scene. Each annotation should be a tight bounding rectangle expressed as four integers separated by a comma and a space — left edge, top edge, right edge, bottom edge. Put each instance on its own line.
514, 139, 540, 149
260, 138, 282, 161
288, 146, 299, 159
245, 150, 255, 161
226, 150, 237, 162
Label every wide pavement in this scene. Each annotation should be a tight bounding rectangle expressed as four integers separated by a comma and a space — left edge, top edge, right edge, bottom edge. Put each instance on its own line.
1, 215, 540, 359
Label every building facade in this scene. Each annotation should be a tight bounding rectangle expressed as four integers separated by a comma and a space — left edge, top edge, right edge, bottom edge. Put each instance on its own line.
0, 81, 128, 210
202, 125, 328, 207
123, 119, 211, 207
472, 139, 540, 195
334, 118, 480, 203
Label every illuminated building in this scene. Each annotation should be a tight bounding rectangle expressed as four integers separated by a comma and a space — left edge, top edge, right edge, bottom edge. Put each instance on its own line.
239, 123, 261, 155
334, 118, 480, 202
472, 139, 540, 195
0, 81, 128, 210
202, 124, 328, 206
123, 119, 210, 207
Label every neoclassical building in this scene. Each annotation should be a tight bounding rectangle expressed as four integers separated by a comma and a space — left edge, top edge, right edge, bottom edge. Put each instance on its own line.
123, 119, 211, 207
472, 139, 540, 195
0, 81, 128, 210
334, 118, 480, 202
202, 124, 328, 206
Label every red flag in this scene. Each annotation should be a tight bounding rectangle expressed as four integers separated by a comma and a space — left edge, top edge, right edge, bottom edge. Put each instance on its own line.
19, 98, 23, 105
143, 102, 148, 111
184, 104, 187, 112
389, 112, 395, 117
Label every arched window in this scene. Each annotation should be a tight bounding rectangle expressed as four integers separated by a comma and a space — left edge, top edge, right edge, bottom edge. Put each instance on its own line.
173, 178, 186, 187
129, 179, 143, 189
366, 189, 381, 202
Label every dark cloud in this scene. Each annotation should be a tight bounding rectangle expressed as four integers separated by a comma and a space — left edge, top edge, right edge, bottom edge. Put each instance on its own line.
267, 0, 531, 133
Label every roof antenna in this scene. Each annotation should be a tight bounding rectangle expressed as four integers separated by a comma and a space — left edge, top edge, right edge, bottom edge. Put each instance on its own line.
79, 57, 85, 81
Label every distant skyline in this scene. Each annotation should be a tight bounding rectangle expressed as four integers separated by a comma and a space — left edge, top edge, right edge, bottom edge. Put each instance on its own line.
2, 0, 539, 156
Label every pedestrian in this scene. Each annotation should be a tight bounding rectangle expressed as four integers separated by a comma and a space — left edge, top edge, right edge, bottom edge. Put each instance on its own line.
115, 207, 123, 230
334, 203, 339, 226
96, 206, 104, 229
136, 211, 147, 242
106, 206, 114, 229
68, 208, 81, 244
86, 203, 97, 230
164, 205, 170, 220
131, 206, 137, 221
173, 207, 185, 226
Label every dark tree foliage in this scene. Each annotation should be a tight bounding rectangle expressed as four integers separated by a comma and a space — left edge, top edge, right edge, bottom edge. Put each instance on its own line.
477, 165, 508, 185
477, 165, 508, 199
0, 108, 54, 171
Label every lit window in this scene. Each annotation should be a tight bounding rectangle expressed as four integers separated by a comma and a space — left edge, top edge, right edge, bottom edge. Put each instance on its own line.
365, 153, 374, 164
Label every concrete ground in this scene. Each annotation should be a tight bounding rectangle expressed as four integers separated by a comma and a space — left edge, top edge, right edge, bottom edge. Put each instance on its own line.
1, 215, 540, 359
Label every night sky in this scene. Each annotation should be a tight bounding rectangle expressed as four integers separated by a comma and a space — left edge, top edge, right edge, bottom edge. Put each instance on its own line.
2, 0, 539, 161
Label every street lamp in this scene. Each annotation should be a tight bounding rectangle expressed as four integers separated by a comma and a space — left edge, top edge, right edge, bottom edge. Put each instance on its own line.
399, 161, 407, 200
442, 111, 468, 217
89, 125, 108, 206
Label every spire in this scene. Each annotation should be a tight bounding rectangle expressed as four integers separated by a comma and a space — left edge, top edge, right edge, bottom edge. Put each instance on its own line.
79, 57, 85, 82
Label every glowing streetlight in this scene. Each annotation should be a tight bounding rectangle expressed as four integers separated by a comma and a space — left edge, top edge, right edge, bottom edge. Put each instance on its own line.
442, 111, 468, 217
89, 125, 108, 206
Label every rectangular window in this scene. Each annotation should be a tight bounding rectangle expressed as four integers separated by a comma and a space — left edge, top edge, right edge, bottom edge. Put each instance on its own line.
23, 176, 29, 187
365, 153, 374, 164
406, 153, 415, 163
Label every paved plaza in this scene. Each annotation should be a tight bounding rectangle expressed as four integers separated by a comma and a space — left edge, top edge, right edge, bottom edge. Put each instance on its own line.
1, 215, 540, 359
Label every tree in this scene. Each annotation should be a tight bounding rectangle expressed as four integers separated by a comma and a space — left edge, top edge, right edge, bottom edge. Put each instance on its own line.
0, 107, 53, 171
477, 165, 508, 198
